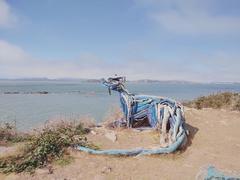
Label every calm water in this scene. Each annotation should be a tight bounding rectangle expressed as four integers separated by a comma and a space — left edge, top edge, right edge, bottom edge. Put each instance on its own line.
1, 80, 240, 130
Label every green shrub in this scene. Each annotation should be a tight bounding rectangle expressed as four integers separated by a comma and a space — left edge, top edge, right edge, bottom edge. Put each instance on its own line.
0, 122, 95, 173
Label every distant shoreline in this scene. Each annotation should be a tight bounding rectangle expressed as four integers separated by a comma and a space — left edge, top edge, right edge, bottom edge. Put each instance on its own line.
0, 78, 240, 85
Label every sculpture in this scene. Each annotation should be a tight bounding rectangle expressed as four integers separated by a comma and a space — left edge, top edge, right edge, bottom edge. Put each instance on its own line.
102, 76, 188, 146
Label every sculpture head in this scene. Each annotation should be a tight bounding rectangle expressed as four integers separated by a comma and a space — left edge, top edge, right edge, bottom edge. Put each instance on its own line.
102, 76, 127, 95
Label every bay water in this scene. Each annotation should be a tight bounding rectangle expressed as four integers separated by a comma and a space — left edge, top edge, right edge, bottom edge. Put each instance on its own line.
0, 80, 240, 130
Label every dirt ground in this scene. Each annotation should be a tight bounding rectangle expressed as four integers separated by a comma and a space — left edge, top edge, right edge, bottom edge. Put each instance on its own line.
1, 108, 240, 180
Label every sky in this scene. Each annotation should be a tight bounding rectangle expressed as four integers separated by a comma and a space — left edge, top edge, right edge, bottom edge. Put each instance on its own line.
0, 0, 240, 82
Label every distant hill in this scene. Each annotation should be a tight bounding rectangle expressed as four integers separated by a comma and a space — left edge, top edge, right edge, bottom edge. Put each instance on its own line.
0, 78, 239, 84
129, 79, 198, 84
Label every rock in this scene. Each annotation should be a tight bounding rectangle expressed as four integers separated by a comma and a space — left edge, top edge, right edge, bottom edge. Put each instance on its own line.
91, 130, 97, 135
104, 131, 117, 142
101, 166, 112, 174
47, 165, 54, 174
36, 91, 48, 94
4, 91, 19, 94
132, 129, 141, 132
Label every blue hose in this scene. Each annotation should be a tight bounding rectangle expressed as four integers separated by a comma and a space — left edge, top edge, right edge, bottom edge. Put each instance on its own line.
76, 132, 186, 156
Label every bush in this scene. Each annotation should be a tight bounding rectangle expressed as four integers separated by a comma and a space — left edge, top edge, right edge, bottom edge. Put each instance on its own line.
184, 92, 240, 111
233, 98, 240, 111
0, 121, 96, 173
0, 122, 32, 144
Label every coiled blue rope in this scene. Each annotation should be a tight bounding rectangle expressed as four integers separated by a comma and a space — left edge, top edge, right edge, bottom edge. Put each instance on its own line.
76, 131, 186, 156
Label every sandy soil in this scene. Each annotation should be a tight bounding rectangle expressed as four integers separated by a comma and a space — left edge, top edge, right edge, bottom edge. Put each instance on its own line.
1, 108, 240, 180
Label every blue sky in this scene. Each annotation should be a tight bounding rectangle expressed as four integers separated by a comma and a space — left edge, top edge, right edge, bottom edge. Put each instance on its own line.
0, 0, 240, 82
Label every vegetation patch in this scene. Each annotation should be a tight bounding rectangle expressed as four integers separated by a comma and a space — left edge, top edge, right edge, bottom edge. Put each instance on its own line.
0, 122, 32, 145
184, 92, 240, 110
0, 121, 96, 173
53, 155, 74, 167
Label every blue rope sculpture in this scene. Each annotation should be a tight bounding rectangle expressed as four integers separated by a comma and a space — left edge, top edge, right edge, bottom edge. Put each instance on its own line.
76, 76, 188, 155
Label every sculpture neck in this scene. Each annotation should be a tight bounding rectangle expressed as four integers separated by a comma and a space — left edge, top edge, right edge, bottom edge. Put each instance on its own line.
119, 86, 132, 97
119, 89, 134, 104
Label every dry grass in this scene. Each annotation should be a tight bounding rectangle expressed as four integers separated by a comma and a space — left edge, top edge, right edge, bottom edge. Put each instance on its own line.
44, 115, 96, 129
101, 105, 124, 128
0, 122, 32, 145
184, 92, 240, 111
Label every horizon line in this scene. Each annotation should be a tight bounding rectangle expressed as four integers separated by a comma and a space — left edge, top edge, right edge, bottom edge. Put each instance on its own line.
0, 77, 240, 84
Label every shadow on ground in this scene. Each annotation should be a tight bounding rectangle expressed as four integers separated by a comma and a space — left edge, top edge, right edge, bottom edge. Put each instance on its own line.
180, 122, 199, 152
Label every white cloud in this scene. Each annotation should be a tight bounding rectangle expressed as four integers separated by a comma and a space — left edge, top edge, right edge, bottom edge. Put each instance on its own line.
0, 40, 29, 63
0, 39, 240, 82
0, 40, 119, 79
136, 0, 240, 35
0, 0, 17, 28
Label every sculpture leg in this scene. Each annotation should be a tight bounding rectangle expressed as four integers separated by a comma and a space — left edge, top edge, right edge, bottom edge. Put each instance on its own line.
160, 106, 170, 146
156, 104, 161, 130
172, 108, 182, 142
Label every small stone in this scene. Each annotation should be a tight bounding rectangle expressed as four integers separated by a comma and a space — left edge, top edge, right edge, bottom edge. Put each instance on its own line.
104, 131, 117, 142
47, 165, 54, 174
101, 166, 112, 174
132, 129, 141, 132
91, 130, 97, 135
